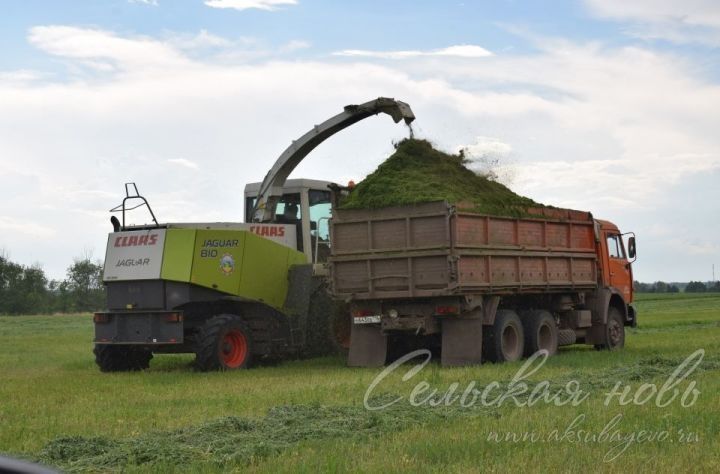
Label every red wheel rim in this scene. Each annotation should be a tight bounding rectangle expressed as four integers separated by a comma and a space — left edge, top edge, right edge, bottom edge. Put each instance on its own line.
221, 329, 248, 368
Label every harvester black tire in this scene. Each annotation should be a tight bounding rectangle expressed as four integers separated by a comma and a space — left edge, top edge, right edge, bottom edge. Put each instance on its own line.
194, 314, 253, 371
329, 305, 351, 357
519, 310, 558, 357
483, 309, 524, 363
594, 307, 625, 351
94, 345, 152, 372
302, 287, 336, 358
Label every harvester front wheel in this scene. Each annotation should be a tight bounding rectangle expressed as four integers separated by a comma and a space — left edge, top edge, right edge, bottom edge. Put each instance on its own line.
94, 345, 153, 372
195, 314, 253, 371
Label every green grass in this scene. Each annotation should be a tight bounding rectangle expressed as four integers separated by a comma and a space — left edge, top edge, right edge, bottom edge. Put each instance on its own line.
1, 293, 719, 472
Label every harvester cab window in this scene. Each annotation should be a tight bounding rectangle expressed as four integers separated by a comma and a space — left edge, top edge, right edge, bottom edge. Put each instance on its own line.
606, 235, 624, 259
309, 190, 332, 262
275, 193, 302, 223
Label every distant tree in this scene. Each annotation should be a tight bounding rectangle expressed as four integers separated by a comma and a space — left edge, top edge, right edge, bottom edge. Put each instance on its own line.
654, 281, 668, 293
668, 284, 680, 293
64, 258, 105, 312
0, 255, 50, 314
634, 281, 652, 292
17, 265, 49, 312
710, 281, 720, 292
0, 255, 24, 314
685, 281, 707, 293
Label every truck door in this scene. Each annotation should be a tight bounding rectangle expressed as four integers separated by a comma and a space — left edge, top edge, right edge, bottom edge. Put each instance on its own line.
604, 233, 632, 302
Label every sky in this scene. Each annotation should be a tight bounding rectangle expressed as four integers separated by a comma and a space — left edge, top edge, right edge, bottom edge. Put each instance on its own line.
0, 0, 719, 283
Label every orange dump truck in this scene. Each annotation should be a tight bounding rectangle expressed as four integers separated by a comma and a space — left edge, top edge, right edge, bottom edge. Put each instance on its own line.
329, 201, 636, 367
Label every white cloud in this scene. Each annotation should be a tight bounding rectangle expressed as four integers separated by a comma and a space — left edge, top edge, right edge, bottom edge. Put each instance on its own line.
0, 216, 56, 239
167, 158, 200, 169
0, 70, 42, 83
584, 0, 720, 45
1, 25, 719, 281
167, 29, 234, 49
204, 0, 297, 11
334, 44, 493, 59
585, 0, 720, 28
28, 26, 189, 71
129, 0, 158, 5
281, 39, 311, 52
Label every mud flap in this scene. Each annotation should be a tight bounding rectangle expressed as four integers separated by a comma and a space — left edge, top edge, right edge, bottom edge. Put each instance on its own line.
441, 318, 483, 367
347, 324, 387, 367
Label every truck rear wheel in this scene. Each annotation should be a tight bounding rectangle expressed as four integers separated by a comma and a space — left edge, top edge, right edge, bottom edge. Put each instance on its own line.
94, 345, 152, 372
483, 310, 524, 363
520, 310, 558, 357
195, 314, 253, 371
595, 307, 625, 350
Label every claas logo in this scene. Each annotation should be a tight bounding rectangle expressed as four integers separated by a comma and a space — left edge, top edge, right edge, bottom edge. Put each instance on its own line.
249, 226, 285, 237
114, 234, 159, 247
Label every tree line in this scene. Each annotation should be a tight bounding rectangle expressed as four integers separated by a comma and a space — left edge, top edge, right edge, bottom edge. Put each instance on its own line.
0, 253, 105, 315
2, 251, 719, 314
634, 280, 720, 293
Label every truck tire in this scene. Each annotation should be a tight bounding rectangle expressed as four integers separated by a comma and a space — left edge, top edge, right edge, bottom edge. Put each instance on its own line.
483, 309, 524, 363
94, 345, 152, 372
594, 307, 625, 351
194, 314, 253, 371
520, 310, 558, 357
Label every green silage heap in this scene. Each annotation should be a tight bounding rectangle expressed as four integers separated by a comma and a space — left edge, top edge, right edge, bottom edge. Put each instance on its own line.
340, 139, 542, 217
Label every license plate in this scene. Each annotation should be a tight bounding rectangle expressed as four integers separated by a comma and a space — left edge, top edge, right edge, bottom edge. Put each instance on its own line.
353, 315, 382, 324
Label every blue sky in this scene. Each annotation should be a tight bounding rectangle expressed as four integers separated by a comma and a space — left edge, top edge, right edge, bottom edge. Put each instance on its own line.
1, 0, 719, 283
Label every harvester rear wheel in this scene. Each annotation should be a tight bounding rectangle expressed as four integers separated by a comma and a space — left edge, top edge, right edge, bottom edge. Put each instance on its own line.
483, 309, 524, 363
94, 345, 153, 372
520, 310, 558, 357
194, 314, 253, 371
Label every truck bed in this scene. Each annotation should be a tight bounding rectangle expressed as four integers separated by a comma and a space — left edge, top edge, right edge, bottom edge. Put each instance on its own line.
330, 201, 598, 299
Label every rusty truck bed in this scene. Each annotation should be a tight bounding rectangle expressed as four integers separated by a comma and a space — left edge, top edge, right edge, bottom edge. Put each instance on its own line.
330, 201, 598, 299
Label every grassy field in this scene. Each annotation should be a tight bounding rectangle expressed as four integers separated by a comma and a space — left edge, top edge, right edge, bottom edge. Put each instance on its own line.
1, 293, 719, 472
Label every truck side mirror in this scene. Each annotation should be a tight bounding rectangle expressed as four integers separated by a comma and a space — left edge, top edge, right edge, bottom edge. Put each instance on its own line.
628, 236, 636, 259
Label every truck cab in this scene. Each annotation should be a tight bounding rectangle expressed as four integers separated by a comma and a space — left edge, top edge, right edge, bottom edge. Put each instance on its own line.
596, 219, 637, 324
244, 179, 334, 264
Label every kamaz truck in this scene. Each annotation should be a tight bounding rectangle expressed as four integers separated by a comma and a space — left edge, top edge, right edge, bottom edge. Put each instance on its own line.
329, 201, 637, 367
93, 98, 415, 371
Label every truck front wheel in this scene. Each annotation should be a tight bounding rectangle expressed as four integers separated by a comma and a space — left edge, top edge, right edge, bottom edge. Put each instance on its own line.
483, 310, 524, 363
595, 307, 625, 350
94, 345, 152, 372
195, 314, 254, 371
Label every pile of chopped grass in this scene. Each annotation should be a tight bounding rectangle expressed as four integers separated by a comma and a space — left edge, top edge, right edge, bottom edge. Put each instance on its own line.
340, 139, 541, 216
35, 397, 494, 472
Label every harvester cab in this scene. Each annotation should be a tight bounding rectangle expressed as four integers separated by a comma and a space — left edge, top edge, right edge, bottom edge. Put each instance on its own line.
243, 178, 334, 265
